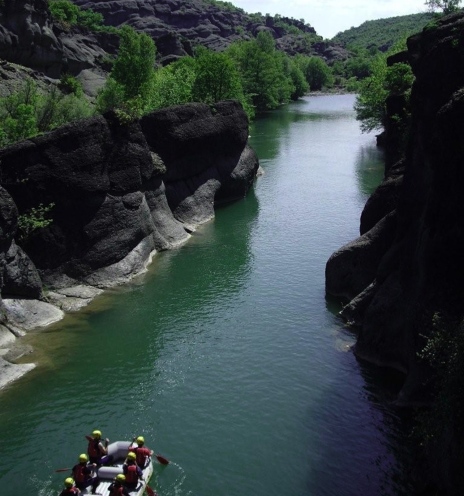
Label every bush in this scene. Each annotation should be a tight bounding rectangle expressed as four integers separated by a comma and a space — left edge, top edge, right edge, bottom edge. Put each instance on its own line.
97, 26, 156, 120
17, 203, 55, 242
48, 0, 79, 24
59, 74, 83, 96
0, 79, 93, 146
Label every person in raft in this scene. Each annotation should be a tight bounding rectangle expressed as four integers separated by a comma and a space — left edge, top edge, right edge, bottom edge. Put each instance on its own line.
85, 429, 113, 465
129, 436, 154, 469
109, 474, 131, 496
71, 453, 100, 494
123, 451, 144, 491
59, 477, 81, 496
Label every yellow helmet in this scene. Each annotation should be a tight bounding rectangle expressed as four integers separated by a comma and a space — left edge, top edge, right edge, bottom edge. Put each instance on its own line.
79, 453, 88, 462
92, 430, 102, 438
127, 452, 136, 460
136, 436, 145, 445
116, 474, 126, 482
64, 478, 74, 488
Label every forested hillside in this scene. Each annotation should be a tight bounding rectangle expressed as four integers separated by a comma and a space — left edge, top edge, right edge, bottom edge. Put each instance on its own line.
331, 13, 433, 51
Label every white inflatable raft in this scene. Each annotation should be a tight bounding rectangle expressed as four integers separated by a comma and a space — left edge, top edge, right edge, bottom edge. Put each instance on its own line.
80, 441, 154, 496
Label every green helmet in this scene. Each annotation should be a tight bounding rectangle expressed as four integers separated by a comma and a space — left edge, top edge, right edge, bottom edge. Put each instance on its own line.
136, 436, 145, 445
92, 430, 102, 438
79, 453, 88, 463
116, 474, 126, 482
64, 478, 74, 488
127, 452, 136, 460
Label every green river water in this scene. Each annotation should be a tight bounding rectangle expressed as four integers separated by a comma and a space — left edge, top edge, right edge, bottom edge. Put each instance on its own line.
0, 94, 407, 496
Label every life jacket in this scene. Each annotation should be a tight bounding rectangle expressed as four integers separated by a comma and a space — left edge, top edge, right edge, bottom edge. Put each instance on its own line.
72, 463, 88, 483
88, 438, 100, 458
109, 482, 125, 496
130, 446, 150, 467
60, 488, 80, 496
124, 463, 139, 484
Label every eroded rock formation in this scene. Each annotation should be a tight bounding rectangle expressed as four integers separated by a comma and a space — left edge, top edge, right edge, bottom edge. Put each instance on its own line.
0, 99, 258, 388
326, 12, 464, 492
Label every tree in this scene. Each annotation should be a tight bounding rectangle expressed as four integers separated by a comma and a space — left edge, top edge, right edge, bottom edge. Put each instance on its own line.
97, 26, 156, 118
0, 78, 92, 146
227, 31, 294, 111
150, 57, 196, 110
425, 0, 462, 14
354, 55, 389, 132
111, 26, 156, 101
192, 47, 245, 104
287, 59, 308, 100
354, 54, 414, 132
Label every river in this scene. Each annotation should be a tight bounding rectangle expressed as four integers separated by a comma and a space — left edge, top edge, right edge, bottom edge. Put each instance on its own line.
0, 94, 407, 496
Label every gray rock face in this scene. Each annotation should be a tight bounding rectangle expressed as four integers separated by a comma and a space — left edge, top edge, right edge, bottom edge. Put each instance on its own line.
0, 99, 258, 389
325, 210, 398, 302
0, 0, 118, 83
72, 0, 338, 61
325, 12, 464, 407
3, 241, 42, 298
0, 0, 63, 77
0, 100, 258, 288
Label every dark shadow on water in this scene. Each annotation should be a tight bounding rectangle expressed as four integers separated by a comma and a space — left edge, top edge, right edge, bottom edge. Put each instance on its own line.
356, 358, 417, 496
322, 291, 416, 495
355, 143, 386, 196
324, 292, 345, 316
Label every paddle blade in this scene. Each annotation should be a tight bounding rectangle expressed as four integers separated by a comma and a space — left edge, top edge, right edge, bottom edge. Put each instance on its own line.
55, 468, 71, 473
145, 485, 157, 496
156, 454, 169, 465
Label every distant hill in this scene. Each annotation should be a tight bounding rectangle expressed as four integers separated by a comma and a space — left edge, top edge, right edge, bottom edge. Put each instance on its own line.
331, 13, 434, 52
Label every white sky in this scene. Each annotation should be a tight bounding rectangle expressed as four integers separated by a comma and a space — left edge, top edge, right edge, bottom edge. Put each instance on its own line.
231, 0, 430, 39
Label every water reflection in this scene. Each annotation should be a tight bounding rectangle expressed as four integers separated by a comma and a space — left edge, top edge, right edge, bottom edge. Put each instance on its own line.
355, 144, 386, 196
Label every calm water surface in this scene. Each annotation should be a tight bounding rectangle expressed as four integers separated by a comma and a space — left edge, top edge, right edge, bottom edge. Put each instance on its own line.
0, 95, 404, 496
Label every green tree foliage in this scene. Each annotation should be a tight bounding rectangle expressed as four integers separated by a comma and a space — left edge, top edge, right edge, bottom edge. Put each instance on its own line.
48, 0, 112, 32
354, 55, 389, 132
111, 26, 156, 100
294, 55, 333, 91
0, 79, 92, 147
344, 56, 372, 80
416, 313, 464, 465
425, 0, 462, 14
331, 13, 433, 52
17, 203, 55, 242
150, 57, 196, 110
97, 26, 156, 120
192, 47, 245, 104
59, 74, 84, 96
354, 51, 414, 132
305, 57, 334, 91
287, 59, 309, 100
227, 31, 293, 111
48, 0, 79, 24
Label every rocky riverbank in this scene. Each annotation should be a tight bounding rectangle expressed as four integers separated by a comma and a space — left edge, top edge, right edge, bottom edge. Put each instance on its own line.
326, 11, 464, 494
0, 99, 259, 390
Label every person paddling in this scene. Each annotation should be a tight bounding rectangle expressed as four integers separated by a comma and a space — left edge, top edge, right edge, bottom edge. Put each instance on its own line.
123, 451, 144, 491
108, 474, 130, 496
129, 436, 154, 469
85, 429, 112, 465
59, 477, 81, 496
71, 453, 100, 494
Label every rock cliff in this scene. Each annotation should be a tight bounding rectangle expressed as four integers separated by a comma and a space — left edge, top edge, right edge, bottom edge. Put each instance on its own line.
0, 0, 347, 90
326, 12, 464, 493
0, 99, 258, 388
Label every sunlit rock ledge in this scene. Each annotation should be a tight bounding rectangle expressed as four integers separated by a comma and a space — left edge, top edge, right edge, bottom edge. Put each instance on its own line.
0, 100, 259, 390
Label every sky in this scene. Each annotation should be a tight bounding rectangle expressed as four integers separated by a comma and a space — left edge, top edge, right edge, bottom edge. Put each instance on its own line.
230, 0, 430, 39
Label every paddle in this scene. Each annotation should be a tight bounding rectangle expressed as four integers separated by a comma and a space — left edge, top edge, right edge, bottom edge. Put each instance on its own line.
155, 454, 169, 465
55, 468, 71, 473
145, 485, 157, 496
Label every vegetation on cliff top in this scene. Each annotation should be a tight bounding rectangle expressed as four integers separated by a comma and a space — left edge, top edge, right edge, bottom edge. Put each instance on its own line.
331, 13, 433, 53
